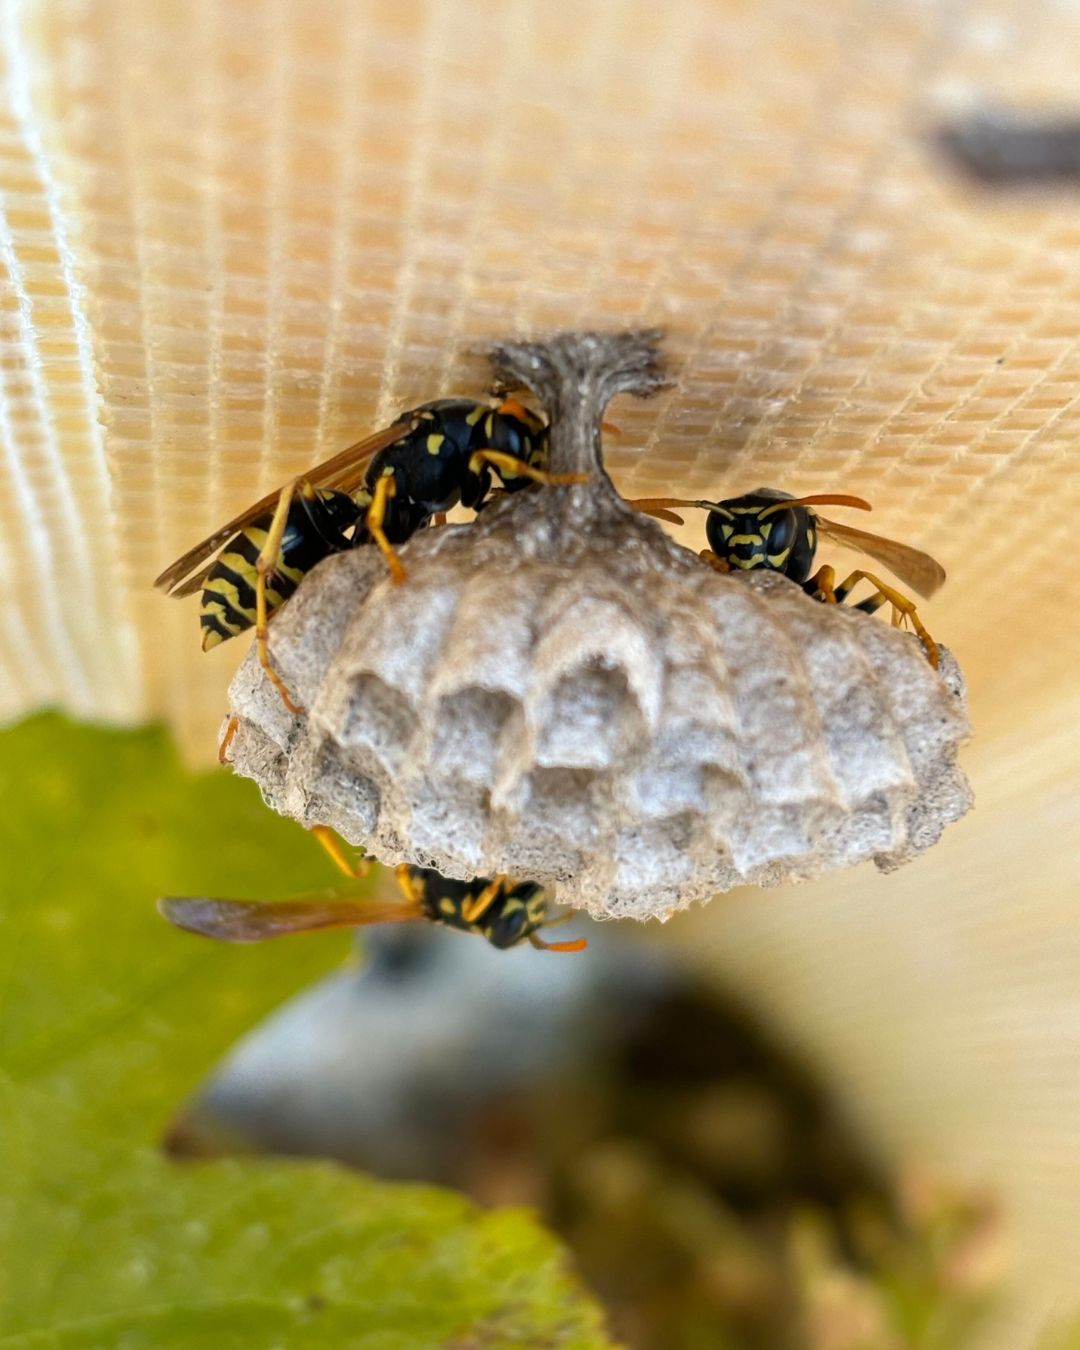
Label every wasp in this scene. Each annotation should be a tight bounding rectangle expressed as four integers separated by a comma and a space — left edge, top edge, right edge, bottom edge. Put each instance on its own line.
159, 863, 587, 954
631, 490, 946, 666
154, 398, 583, 713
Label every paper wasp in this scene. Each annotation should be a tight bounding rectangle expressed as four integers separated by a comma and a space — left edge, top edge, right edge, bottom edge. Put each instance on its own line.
159, 863, 587, 954
632, 489, 946, 666
154, 398, 583, 713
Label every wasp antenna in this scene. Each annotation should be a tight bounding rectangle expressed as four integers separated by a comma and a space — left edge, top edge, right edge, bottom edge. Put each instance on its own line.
528, 932, 589, 953
790, 493, 872, 512
758, 493, 871, 519
627, 496, 719, 513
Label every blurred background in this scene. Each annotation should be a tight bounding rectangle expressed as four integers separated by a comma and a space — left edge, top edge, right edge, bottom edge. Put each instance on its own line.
2, 0, 1080, 1345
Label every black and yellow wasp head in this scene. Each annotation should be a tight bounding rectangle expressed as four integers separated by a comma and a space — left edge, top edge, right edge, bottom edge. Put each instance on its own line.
631, 489, 945, 598
486, 879, 548, 949
629, 488, 947, 666
699, 490, 820, 582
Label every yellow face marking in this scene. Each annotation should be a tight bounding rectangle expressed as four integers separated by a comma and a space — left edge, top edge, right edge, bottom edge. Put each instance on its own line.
426, 433, 445, 456
720, 523, 734, 540
759, 521, 773, 540
730, 533, 763, 547
484, 414, 495, 440
767, 548, 792, 568
466, 404, 487, 426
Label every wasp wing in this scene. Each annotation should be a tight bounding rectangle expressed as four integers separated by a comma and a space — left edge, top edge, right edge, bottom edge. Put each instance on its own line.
153, 416, 419, 595
168, 561, 217, 599
158, 892, 420, 942
311, 415, 421, 493
814, 517, 946, 598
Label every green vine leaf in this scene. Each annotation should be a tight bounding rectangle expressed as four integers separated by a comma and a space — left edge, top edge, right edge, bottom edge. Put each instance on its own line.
0, 712, 351, 1145
0, 714, 614, 1349
0, 1078, 611, 1349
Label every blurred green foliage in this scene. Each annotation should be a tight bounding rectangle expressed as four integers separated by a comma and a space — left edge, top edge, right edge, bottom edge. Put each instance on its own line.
0, 712, 614, 1348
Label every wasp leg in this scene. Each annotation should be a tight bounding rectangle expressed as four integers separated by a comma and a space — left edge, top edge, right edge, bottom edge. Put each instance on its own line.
807, 564, 839, 604
467, 449, 589, 488
461, 877, 508, 924
255, 478, 306, 714
852, 592, 890, 619
393, 864, 425, 906
700, 549, 731, 574
835, 570, 939, 668
809, 565, 939, 668
366, 473, 407, 584
528, 932, 588, 953
217, 715, 239, 765
310, 824, 370, 879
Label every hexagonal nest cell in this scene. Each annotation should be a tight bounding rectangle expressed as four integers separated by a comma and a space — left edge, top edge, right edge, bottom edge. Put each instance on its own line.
223, 331, 972, 920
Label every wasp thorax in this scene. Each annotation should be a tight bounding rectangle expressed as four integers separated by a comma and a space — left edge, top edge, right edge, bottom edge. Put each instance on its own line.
221, 331, 971, 922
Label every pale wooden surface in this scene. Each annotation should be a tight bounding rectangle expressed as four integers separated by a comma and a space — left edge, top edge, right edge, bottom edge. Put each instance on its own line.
1, 0, 1079, 1342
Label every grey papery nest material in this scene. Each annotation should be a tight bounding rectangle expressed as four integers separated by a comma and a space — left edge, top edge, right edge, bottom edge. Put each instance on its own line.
224, 330, 972, 919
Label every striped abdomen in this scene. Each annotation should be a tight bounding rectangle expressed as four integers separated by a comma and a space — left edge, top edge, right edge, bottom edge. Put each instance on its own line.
200, 489, 360, 650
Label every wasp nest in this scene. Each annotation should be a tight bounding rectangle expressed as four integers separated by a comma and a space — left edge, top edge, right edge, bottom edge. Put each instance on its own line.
223, 331, 971, 920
